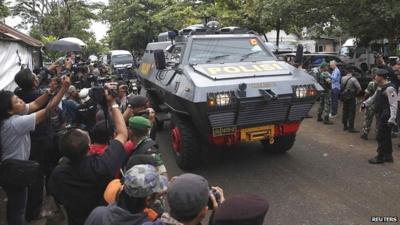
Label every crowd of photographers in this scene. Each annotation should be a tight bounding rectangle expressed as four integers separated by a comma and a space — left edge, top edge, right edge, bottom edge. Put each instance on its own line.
0, 53, 270, 225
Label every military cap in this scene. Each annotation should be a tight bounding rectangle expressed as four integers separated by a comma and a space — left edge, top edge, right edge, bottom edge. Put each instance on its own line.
123, 164, 168, 198
320, 62, 328, 68
211, 195, 269, 225
129, 116, 152, 131
128, 95, 149, 108
376, 69, 389, 77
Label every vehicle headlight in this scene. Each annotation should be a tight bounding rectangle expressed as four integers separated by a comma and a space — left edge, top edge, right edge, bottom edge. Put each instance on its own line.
208, 92, 235, 107
293, 85, 317, 98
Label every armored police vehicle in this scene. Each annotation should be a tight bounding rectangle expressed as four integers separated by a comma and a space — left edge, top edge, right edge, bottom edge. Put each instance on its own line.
138, 22, 322, 169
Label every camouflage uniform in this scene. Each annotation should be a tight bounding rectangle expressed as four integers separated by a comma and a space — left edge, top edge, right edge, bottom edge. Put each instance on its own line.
362, 81, 378, 136
317, 71, 332, 121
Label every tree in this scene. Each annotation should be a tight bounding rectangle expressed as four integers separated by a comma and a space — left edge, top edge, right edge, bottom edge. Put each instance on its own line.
12, 0, 57, 30
0, 0, 10, 19
104, 0, 165, 52
335, 0, 400, 54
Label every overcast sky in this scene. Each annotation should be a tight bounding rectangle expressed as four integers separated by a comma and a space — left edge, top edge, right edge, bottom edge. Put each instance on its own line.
5, 0, 109, 42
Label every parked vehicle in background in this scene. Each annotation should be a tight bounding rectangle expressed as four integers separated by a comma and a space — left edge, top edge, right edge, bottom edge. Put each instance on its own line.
101, 50, 136, 79
279, 52, 371, 90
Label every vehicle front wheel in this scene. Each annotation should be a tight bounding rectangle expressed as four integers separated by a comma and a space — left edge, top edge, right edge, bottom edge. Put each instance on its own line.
170, 113, 201, 170
261, 134, 296, 154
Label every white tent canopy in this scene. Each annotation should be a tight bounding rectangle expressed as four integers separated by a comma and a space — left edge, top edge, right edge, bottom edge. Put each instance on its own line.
0, 42, 33, 91
59, 37, 87, 46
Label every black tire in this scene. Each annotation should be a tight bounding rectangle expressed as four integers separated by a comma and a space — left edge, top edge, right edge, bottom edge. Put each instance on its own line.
261, 134, 296, 154
155, 117, 165, 131
171, 113, 201, 170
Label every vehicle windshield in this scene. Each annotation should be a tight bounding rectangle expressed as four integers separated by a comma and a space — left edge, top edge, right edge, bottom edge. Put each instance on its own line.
112, 54, 133, 64
188, 38, 274, 64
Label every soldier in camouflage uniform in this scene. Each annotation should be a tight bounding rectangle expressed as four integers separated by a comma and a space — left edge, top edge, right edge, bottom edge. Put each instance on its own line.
361, 68, 378, 140
317, 62, 333, 124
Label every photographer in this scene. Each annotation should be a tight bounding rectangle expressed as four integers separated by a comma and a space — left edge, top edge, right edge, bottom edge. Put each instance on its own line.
13, 68, 62, 221
143, 173, 225, 225
76, 88, 98, 131
62, 85, 80, 125
48, 56, 73, 77
48, 84, 129, 225
0, 74, 70, 225
116, 82, 129, 112
123, 95, 157, 140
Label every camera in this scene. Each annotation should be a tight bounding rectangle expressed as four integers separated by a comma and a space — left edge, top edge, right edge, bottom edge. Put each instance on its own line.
135, 110, 150, 118
89, 83, 118, 106
56, 57, 65, 66
207, 188, 221, 210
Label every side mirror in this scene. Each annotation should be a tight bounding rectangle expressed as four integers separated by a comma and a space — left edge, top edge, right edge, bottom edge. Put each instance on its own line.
154, 49, 166, 70
168, 31, 177, 41
294, 44, 304, 66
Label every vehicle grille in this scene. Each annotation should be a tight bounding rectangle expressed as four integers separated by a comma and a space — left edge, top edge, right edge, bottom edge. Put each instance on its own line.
236, 98, 291, 126
288, 103, 314, 121
209, 112, 235, 127
208, 97, 315, 128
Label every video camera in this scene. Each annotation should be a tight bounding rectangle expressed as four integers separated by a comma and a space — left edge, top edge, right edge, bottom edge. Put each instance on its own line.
89, 82, 118, 107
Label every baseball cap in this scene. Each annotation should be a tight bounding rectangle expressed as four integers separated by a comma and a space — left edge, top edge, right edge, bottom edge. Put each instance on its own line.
123, 164, 168, 198
128, 95, 149, 108
79, 88, 91, 103
167, 173, 210, 219
129, 116, 152, 131
376, 69, 389, 77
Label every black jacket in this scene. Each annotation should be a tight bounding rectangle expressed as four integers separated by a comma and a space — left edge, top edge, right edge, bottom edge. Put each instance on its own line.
49, 140, 127, 225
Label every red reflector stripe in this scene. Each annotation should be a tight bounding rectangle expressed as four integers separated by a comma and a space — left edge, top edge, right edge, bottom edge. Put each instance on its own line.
282, 122, 301, 134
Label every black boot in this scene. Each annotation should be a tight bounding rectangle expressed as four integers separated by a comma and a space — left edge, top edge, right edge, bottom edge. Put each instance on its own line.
383, 155, 394, 163
343, 125, 348, 131
369, 155, 385, 164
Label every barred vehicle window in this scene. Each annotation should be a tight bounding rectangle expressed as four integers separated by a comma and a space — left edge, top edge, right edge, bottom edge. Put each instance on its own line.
188, 38, 273, 64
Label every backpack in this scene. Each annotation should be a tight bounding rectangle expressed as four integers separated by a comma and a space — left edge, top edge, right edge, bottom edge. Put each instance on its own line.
340, 77, 355, 101
125, 138, 159, 171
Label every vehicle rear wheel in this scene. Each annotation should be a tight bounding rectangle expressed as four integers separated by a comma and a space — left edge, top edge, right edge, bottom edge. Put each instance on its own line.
261, 134, 296, 154
170, 113, 201, 170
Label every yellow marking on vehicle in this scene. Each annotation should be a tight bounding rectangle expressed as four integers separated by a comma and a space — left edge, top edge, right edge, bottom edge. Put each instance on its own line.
240, 125, 275, 142
206, 63, 284, 75
139, 63, 153, 76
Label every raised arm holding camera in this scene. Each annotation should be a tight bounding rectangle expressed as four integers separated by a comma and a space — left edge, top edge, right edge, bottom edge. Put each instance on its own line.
48, 84, 129, 225
0, 69, 70, 225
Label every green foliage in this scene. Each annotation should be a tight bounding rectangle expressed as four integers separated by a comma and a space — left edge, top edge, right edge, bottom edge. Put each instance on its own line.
11, 0, 400, 55
0, 0, 10, 19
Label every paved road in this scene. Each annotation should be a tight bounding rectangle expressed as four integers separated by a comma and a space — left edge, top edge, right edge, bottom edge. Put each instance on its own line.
159, 106, 400, 225
1, 105, 399, 225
